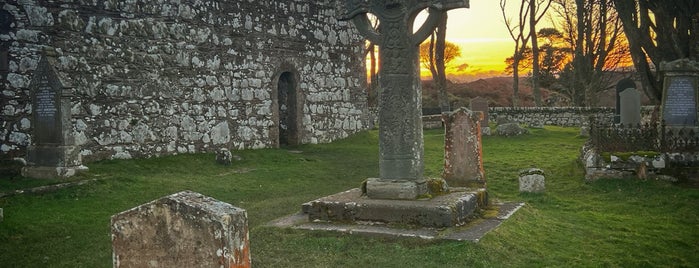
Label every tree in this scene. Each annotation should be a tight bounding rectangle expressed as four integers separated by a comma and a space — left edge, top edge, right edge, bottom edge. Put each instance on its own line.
500, 0, 551, 107
529, 0, 553, 106
365, 15, 380, 107
504, 28, 570, 88
611, 0, 699, 103
551, 0, 628, 106
419, 31, 462, 112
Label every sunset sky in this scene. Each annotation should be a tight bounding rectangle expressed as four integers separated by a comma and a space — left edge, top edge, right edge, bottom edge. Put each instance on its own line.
416, 0, 546, 81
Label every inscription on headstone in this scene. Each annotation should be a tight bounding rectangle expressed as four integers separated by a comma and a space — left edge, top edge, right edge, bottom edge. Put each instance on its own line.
663, 76, 697, 126
33, 73, 60, 144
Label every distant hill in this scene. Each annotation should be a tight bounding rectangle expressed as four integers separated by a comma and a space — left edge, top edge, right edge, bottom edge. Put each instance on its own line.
422, 77, 550, 109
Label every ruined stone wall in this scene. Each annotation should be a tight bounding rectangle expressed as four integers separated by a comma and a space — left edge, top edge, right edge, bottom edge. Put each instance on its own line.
1, 0, 368, 161
489, 106, 658, 127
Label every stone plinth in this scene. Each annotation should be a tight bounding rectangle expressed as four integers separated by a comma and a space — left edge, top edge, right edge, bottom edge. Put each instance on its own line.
111, 191, 250, 268
305, 188, 487, 228
519, 168, 545, 193
442, 108, 485, 188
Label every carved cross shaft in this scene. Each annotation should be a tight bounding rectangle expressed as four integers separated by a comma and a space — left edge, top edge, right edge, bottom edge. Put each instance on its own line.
343, 0, 468, 199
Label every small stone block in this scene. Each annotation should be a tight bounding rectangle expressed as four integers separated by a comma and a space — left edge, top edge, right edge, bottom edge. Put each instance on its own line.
111, 190, 250, 268
519, 174, 545, 193
0, 208, 3, 222
365, 178, 427, 200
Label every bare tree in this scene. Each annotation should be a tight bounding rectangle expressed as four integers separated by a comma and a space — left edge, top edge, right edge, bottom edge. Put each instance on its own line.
530, 0, 553, 106
612, 0, 699, 103
551, 0, 627, 106
501, 0, 550, 107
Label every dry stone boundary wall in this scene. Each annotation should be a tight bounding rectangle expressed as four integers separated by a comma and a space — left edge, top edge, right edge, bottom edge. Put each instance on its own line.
1, 0, 368, 162
489, 106, 658, 127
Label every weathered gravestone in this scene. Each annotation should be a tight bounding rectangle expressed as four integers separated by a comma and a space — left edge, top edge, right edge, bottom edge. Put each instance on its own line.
619, 88, 641, 125
519, 168, 545, 193
615, 78, 636, 124
442, 107, 485, 188
660, 59, 699, 127
111, 190, 250, 268
470, 97, 491, 135
21, 55, 86, 179
342, 0, 469, 200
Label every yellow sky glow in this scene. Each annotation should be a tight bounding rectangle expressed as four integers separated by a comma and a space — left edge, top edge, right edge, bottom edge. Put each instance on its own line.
414, 0, 548, 81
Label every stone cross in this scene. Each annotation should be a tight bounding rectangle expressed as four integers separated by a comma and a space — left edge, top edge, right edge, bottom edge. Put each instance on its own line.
342, 0, 469, 199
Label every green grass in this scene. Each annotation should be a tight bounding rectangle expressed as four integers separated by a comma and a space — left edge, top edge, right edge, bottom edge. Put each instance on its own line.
1, 127, 697, 267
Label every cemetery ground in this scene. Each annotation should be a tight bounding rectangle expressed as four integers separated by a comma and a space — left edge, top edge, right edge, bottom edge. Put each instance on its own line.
1, 127, 698, 267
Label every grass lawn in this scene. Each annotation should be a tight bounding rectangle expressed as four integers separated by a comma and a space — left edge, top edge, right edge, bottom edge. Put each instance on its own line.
1, 126, 697, 267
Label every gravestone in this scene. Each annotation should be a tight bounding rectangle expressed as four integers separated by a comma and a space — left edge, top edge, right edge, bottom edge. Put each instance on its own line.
519, 168, 545, 193
111, 190, 250, 268
470, 97, 491, 135
615, 78, 636, 123
619, 88, 641, 125
442, 108, 485, 188
342, 0, 469, 200
660, 59, 699, 126
21, 55, 86, 179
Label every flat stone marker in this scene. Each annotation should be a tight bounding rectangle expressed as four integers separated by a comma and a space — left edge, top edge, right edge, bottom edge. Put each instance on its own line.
111, 191, 250, 268
620, 88, 641, 125
442, 107, 485, 188
21, 54, 86, 179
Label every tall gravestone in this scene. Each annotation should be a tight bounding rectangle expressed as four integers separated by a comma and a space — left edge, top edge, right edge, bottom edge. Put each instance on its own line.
619, 88, 641, 125
660, 59, 698, 127
615, 78, 636, 124
442, 108, 485, 187
342, 0, 469, 200
111, 191, 251, 268
21, 55, 85, 179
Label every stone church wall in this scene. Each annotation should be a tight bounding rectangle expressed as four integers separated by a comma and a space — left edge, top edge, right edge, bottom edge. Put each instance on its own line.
1, 0, 368, 161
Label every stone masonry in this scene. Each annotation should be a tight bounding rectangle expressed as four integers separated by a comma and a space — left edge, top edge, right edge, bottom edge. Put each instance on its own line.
1, 0, 368, 162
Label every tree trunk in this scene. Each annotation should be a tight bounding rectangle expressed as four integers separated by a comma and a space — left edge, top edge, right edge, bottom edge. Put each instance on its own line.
512, 50, 520, 108
530, 0, 542, 107
436, 14, 450, 112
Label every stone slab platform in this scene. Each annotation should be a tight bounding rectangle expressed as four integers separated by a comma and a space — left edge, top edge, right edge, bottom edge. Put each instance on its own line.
268, 201, 524, 242
303, 188, 488, 228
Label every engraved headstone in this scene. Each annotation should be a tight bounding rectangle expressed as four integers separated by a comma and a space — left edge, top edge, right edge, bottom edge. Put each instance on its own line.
342, 0, 469, 199
660, 59, 699, 126
21, 55, 86, 179
442, 108, 485, 188
619, 88, 641, 125
111, 191, 251, 268
615, 78, 636, 124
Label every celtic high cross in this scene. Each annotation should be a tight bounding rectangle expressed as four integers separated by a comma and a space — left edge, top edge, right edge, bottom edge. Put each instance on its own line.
343, 0, 469, 199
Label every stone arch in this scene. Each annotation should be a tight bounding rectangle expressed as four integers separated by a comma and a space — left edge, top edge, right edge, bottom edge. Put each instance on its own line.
271, 63, 303, 147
